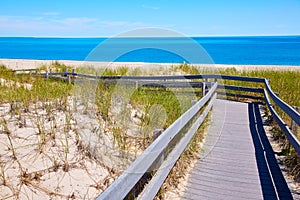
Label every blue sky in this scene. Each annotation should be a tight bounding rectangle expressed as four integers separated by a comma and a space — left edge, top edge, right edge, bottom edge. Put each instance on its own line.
1, 0, 300, 37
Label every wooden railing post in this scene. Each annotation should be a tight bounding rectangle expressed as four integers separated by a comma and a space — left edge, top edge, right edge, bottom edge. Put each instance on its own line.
152, 129, 164, 141
291, 106, 299, 137
71, 69, 75, 83
136, 81, 139, 89
65, 68, 71, 84
191, 99, 197, 106
286, 106, 299, 153
202, 82, 206, 97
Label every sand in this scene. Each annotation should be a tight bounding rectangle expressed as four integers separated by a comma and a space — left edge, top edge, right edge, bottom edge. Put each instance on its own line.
1, 58, 299, 199
0, 94, 147, 199
0, 97, 117, 199
1, 58, 300, 71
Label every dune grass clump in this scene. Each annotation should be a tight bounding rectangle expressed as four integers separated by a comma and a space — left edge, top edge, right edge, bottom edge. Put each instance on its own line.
131, 88, 194, 128
76, 65, 129, 76
91, 81, 198, 166
0, 64, 118, 199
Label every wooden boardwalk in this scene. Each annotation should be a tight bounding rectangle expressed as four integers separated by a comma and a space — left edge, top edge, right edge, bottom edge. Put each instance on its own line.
182, 99, 293, 200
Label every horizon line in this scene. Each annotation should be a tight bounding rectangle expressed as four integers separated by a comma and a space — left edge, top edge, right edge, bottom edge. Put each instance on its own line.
0, 34, 299, 38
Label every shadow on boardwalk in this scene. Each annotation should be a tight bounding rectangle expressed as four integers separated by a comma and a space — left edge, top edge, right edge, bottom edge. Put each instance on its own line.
182, 100, 292, 200
249, 103, 292, 199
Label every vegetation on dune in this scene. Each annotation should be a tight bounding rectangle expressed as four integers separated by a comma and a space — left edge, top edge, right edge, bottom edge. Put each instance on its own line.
0, 65, 105, 199
0, 64, 72, 105
131, 88, 194, 128
1, 61, 299, 198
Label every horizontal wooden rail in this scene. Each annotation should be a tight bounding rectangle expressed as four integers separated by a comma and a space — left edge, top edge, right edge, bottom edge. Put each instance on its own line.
264, 89, 300, 155
97, 83, 218, 200
139, 93, 217, 199
264, 79, 300, 126
218, 85, 264, 93
38, 72, 265, 83
218, 92, 264, 101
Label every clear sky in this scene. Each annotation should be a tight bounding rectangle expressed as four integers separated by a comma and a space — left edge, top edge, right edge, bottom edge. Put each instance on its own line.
1, 0, 300, 37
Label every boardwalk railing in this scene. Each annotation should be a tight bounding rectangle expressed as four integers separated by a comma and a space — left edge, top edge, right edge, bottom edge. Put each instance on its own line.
14, 69, 300, 199
98, 82, 218, 200
264, 80, 300, 155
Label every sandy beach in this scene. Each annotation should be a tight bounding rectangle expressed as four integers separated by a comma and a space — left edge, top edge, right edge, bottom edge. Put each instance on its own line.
1, 58, 300, 71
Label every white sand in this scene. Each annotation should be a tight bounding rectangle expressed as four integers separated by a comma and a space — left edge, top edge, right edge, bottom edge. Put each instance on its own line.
1, 58, 300, 71
0, 94, 147, 199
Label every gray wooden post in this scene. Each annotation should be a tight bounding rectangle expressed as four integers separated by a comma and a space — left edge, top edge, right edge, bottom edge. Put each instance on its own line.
291, 106, 299, 136
136, 81, 139, 89
152, 129, 164, 141
46, 70, 48, 79
71, 69, 75, 83
191, 100, 197, 106
202, 82, 206, 97
286, 106, 298, 153
65, 68, 71, 83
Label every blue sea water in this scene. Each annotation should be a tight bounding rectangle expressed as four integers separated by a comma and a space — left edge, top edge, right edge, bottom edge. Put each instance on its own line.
0, 36, 300, 65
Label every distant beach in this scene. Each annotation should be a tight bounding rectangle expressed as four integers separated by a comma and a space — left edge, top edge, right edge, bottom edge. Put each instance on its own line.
1, 58, 300, 71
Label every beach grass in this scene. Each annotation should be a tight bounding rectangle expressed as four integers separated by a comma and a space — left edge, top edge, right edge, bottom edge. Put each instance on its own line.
1, 61, 299, 198
0, 64, 72, 105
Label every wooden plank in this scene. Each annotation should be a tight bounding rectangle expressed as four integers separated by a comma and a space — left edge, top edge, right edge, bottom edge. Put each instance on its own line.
182, 100, 293, 200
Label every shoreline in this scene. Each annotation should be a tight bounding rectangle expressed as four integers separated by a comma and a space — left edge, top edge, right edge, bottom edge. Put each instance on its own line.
1, 58, 300, 71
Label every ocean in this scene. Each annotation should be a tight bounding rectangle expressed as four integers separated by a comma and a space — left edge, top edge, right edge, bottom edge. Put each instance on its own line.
0, 36, 300, 65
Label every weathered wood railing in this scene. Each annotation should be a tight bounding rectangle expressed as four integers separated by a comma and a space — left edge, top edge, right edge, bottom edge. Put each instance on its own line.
264, 79, 300, 154
16, 69, 300, 148
13, 69, 300, 199
97, 82, 218, 200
